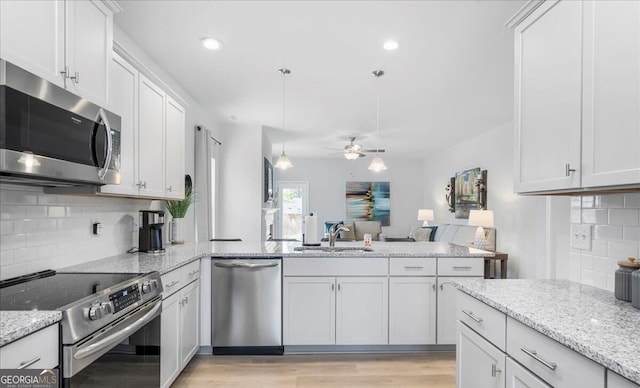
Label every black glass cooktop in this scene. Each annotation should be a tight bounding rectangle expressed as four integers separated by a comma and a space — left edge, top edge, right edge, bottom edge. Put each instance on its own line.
0, 270, 138, 311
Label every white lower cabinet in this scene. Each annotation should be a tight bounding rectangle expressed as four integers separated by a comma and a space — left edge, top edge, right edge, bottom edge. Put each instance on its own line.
457, 321, 505, 388
336, 277, 388, 345
283, 277, 335, 345
437, 277, 461, 344
608, 371, 640, 388
282, 274, 388, 345
0, 324, 59, 369
506, 357, 551, 388
389, 276, 436, 345
160, 261, 201, 388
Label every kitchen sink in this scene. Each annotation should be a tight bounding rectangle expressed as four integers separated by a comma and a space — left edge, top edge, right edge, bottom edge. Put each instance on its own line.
293, 246, 374, 252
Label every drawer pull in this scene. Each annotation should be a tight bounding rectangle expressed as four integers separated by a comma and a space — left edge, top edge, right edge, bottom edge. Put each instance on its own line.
521, 348, 557, 370
18, 356, 41, 369
404, 266, 424, 270
188, 270, 199, 276
491, 363, 502, 377
453, 266, 472, 270
462, 310, 483, 323
165, 280, 179, 288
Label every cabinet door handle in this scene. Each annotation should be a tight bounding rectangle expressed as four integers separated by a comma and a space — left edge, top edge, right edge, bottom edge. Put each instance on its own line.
17, 356, 41, 369
404, 266, 424, 270
439, 283, 443, 291
166, 280, 179, 289
337, 284, 341, 291
70, 71, 79, 84
60, 66, 70, 79
565, 163, 576, 176
188, 270, 199, 276
167, 186, 172, 192
453, 266, 472, 270
491, 363, 502, 377
331, 284, 335, 291
521, 348, 557, 370
462, 310, 483, 323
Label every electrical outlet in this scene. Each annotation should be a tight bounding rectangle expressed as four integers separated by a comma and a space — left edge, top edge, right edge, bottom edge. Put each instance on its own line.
91, 220, 102, 236
571, 225, 592, 250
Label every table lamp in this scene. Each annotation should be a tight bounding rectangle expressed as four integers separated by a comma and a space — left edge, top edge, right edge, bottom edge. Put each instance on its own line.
417, 209, 434, 226
468, 210, 494, 249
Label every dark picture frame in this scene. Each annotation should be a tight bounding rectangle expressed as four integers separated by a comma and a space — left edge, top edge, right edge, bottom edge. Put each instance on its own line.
264, 157, 274, 202
454, 167, 481, 219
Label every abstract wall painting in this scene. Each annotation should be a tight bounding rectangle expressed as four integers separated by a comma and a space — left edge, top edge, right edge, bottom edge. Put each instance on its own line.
345, 181, 390, 226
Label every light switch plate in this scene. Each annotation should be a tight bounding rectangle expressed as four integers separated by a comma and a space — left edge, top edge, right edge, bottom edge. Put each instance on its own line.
571, 225, 592, 250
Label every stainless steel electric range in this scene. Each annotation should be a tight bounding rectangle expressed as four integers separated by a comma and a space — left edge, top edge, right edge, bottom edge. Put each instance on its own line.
0, 270, 163, 387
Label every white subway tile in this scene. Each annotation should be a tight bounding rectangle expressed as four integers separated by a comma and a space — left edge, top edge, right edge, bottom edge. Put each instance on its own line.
57, 218, 74, 231
0, 220, 14, 235
624, 193, 640, 208
591, 240, 608, 256
13, 247, 38, 263
37, 219, 57, 232
0, 262, 26, 280
1, 234, 26, 251
594, 225, 623, 241
581, 270, 607, 289
0, 249, 14, 265
47, 206, 66, 218
582, 196, 595, 208
609, 208, 639, 226
26, 206, 47, 219
37, 245, 57, 259
571, 209, 581, 223
623, 226, 640, 242
581, 255, 594, 270
581, 209, 608, 224
608, 241, 639, 260
25, 232, 48, 247
13, 219, 37, 234
0, 205, 25, 220
596, 194, 625, 209
569, 252, 581, 281
37, 195, 57, 205
571, 197, 582, 208
606, 274, 615, 292
593, 256, 617, 275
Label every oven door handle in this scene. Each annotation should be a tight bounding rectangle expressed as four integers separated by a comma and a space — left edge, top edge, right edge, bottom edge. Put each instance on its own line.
73, 300, 161, 360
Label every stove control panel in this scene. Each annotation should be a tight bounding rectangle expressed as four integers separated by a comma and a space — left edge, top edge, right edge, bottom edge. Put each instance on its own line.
109, 284, 141, 314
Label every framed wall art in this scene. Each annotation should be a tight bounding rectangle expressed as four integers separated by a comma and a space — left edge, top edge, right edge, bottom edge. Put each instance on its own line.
454, 168, 487, 219
346, 181, 390, 226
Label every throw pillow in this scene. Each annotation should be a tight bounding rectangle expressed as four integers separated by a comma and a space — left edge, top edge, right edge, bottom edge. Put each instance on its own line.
409, 226, 438, 242
340, 222, 356, 240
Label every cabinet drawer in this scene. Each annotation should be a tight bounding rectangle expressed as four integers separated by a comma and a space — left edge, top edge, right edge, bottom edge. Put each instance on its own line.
389, 258, 436, 276
283, 257, 388, 276
161, 269, 182, 298
507, 317, 605, 388
608, 371, 639, 388
456, 291, 506, 351
0, 324, 59, 369
438, 257, 483, 276
181, 260, 201, 285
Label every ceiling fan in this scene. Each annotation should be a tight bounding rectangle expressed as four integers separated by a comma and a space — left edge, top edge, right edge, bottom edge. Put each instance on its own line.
326, 137, 386, 160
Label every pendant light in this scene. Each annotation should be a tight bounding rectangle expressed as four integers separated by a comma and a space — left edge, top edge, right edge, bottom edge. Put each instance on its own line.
274, 68, 294, 170
369, 70, 387, 172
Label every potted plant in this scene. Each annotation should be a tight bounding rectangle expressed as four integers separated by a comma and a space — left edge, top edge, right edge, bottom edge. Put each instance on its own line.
165, 187, 193, 244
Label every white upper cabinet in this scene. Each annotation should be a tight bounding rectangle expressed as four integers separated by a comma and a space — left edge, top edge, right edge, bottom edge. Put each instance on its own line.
64, 0, 113, 106
512, 0, 640, 193
514, 0, 583, 193
165, 95, 186, 199
0, 0, 66, 88
0, 0, 116, 107
138, 74, 167, 198
581, 0, 640, 187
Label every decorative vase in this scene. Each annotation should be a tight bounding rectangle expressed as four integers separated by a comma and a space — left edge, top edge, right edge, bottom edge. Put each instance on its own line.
171, 218, 185, 244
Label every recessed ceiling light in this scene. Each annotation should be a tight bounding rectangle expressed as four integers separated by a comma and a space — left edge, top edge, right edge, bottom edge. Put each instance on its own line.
383, 40, 399, 51
201, 38, 223, 50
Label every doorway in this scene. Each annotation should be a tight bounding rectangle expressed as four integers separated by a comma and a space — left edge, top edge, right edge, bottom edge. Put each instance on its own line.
277, 181, 309, 241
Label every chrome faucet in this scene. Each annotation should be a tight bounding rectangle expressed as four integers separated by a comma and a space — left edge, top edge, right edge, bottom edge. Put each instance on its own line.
328, 223, 349, 247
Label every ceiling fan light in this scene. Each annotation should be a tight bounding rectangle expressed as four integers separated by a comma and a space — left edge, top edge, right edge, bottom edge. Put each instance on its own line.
344, 151, 361, 160
274, 151, 294, 170
368, 156, 387, 172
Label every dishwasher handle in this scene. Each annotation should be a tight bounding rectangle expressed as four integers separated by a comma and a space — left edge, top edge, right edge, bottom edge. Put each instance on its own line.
214, 262, 279, 269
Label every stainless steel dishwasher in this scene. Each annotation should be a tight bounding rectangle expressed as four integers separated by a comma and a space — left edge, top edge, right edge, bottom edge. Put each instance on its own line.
211, 257, 283, 355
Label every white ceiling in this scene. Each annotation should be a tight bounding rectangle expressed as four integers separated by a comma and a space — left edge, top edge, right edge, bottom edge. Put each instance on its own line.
114, 0, 523, 159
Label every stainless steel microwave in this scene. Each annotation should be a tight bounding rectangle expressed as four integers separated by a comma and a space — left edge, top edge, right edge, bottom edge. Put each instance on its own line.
0, 60, 121, 186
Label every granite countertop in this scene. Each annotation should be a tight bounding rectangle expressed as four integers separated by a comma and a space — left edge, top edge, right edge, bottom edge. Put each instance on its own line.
59, 241, 492, 275
454, 279, 640, 385
0, 311, 62, 347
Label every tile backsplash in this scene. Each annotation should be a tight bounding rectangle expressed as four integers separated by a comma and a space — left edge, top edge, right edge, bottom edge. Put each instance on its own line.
570, 193, 640, 291
0, 184, 155, 280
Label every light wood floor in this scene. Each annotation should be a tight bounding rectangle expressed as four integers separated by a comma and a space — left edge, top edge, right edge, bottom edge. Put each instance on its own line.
172, 352, 456, 388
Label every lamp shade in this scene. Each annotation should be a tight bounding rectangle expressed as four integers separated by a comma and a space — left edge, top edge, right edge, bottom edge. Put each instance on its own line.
468, 210, 494, 228
417, 209, 434, 221
274, 151, 293, 170
368, 156, 387, 171
344, 151, 360, 160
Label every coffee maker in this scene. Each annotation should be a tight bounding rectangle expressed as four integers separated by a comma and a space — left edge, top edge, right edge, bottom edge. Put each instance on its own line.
139, 210, 165, 253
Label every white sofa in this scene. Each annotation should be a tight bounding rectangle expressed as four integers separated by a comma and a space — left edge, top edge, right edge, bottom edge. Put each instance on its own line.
400, 223, 496, 252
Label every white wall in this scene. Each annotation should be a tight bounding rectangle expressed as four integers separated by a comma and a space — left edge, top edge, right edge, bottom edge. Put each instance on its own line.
567, 193, 640, 291
422, 122, 570, 280
274, 157, 424, 240
218, 123, 265, 242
